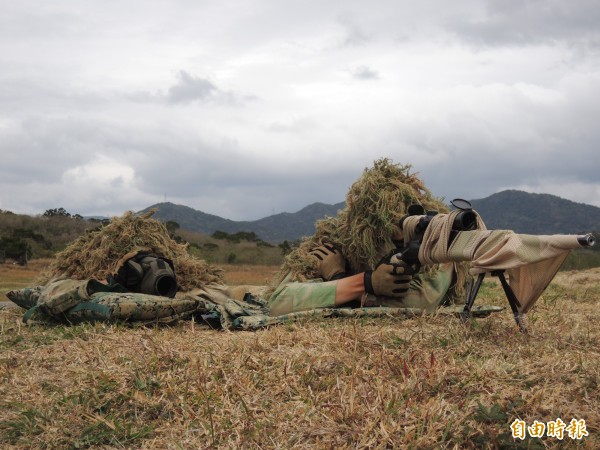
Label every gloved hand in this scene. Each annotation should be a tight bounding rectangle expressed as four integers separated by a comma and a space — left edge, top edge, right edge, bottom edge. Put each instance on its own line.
309, 243, 347, 280
364, 262, 412, 297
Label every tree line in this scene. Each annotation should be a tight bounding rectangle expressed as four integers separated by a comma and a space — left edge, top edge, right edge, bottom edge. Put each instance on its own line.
0, 209, 295, 266
0, 208, 98, 262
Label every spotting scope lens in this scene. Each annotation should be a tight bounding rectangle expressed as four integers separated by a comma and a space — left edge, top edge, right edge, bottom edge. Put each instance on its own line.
139, 257, 178, 298
116, 253, 178, 298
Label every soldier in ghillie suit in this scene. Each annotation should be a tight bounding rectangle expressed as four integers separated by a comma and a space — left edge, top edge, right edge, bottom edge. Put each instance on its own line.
7, 210, 268, 328
267, 158, 471, 316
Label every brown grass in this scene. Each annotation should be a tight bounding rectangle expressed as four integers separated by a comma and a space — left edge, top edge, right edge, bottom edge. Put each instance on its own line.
553, 267, 600, 287
1, 264, 598, 448
0, 259, 54, 300
221, 264, 280, 286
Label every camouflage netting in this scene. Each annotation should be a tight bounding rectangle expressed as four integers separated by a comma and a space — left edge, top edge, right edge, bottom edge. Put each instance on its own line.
271, 158, 470, 301
38, 210, 224, 291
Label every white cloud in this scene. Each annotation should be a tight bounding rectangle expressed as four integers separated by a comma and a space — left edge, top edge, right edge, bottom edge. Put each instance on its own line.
62, 155, 135, 187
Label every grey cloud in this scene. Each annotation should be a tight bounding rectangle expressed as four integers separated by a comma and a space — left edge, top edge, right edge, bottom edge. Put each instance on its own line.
152, 168, 354, 221
378, 80, 600, 205
0, 6, 80, 40
0, 117, 100, 183
0, 77, 110, 115
447, 0, 600, 47
167, 71, 219, 104
117, 72, 600, 215
127, 71, 244, 106
264, 117, 319, 134
351, 65, 379, 80
337, 15, 372, 47
119, 132, 356, 219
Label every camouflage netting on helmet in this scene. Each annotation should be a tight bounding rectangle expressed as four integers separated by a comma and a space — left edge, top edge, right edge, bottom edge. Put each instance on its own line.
271, 158, 470, 301
38, 210, 224, 291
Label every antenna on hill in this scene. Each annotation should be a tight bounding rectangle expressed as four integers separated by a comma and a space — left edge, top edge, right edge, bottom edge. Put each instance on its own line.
164, 192, 167, 203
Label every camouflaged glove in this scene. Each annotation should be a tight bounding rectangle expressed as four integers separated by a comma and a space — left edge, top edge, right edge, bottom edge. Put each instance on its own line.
364, 262, 412, 297
309, 243, 347, 280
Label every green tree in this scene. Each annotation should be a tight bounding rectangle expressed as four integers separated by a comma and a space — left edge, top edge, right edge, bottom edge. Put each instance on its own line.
0, 236, 32, 260
43, 207, 71, 218
212, 230, 229, 240
166, 221, 180, 235
279, 240, 292, 255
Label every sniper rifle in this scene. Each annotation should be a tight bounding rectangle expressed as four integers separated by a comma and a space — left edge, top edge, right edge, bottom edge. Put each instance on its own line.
393, 199, 595, 332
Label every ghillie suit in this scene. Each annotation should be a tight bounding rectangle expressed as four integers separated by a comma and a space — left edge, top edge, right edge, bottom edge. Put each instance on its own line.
38, 210, 223, 291
8, 211, 239, 326
270, 158, 470, 303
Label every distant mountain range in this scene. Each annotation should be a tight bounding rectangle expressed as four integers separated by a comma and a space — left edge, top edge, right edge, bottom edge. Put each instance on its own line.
141, 190, 600, 243
141, 201, 346, 242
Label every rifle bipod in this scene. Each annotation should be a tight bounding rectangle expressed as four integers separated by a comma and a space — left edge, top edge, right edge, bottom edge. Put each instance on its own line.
460, 270, 528, 333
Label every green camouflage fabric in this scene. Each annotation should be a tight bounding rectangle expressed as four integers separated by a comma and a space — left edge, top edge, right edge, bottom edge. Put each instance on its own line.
6, 279, 268, 328
268, 274, 338, 316
233, 302, 503, 331
268, 263, 455, 316
6, 278, 502, 330
6, 285, 43, 310
64, 293, 206, 324
6, 279, 208, 325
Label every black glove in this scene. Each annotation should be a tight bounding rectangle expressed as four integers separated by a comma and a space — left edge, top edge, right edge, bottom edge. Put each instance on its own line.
309, 243, 347, 280
364, 262, 412, 297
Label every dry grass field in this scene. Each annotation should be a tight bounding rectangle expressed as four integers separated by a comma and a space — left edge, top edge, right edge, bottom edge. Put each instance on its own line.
0, 259, 54, 301
220, 264, 280, 286
1, 262, 599, 449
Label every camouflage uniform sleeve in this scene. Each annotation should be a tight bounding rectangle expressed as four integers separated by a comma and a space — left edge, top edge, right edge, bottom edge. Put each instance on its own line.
268, 264, 456, 316
375, 263, 455, 312
37, 278, 110, 315
267, 272, 338, 316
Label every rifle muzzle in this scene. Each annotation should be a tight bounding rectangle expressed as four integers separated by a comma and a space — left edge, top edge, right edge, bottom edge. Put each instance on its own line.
578, 234, 596, 247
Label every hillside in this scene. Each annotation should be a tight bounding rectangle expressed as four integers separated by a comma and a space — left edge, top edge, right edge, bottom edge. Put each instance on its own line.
0, 211, 97, 261
142, 201, 346, 242
469, 190, 600, 234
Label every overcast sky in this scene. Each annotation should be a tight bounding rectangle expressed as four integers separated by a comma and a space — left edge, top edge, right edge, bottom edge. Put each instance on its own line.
1, 0, 599, 221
